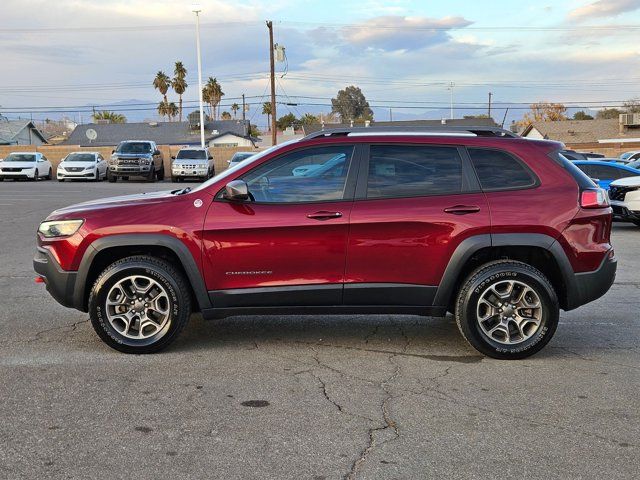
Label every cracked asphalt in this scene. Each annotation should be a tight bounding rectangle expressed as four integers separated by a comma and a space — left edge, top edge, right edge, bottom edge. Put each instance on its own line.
0, 180, 639, 479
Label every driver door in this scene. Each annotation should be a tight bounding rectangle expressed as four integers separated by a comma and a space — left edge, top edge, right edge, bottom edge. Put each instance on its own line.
202, 144, 360, 308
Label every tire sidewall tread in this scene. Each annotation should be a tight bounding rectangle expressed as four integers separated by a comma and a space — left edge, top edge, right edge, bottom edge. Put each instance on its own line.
455, 260, 559, 360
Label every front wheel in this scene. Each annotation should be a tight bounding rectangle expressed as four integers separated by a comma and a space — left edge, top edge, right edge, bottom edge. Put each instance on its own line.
33, 169, 39, 181
455, 260, 559, 360
632, 220, 640, 228
107, 171, 117, 183
88, 256, 192, 354
157, 166, 165, 181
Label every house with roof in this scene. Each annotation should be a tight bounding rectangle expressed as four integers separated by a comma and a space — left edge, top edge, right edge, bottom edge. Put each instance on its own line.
63, 120, 257, 148
0, 119, 48, 145
521, 116, 640, 151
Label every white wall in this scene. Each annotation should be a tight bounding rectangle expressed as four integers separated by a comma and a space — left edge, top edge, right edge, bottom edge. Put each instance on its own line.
208, 133, 253, 148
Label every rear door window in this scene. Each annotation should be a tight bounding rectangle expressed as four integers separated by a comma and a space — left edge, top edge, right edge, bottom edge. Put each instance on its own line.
366, 145, 463, 198
468, 148, 537, 191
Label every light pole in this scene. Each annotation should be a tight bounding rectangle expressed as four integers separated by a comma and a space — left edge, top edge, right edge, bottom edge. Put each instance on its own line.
448, 82, 455, 120
192, 4, 205, 148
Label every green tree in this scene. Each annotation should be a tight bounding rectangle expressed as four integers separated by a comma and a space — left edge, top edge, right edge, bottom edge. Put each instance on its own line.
221, 111, 232, 120
331, 85, 373, 122
172, 61, 188, 122
248, 124, 261, 137
276, 113, 298, 131
262, 102, 272, 130
202, 77, 224, 120
92, 110, 126, 123
153, 71, 171, 104
573, 111, 594, 120
299, 113, 319, 125
231, 103, 240, 119
596, 108, 624, 119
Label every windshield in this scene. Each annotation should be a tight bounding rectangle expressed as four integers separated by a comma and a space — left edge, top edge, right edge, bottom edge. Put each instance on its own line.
628, 159, 640, 170
116, 142, 152, 154
231, 152, 254, 163
621, 153, 633, 160
65, 153, 96, 162
3, 153, 36, 162
190, 140, 297, 194
176, 150, 207, 160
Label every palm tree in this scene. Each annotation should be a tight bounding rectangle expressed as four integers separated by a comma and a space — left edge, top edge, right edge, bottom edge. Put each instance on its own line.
231, 103, 240, 119
92, 110, 126, 123
203, 77, 224, 120
157, 100, 169, 120
221, 111, 232, 120
262, 102, 272, 131
172, 61, 188, 122
166, 102, 179, 122
153, 71, 171, 104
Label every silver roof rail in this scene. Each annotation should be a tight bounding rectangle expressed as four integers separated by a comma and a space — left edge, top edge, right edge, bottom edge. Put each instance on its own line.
303, 125, 519, 140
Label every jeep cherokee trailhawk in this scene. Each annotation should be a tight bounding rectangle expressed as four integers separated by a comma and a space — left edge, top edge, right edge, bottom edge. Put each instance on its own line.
34, 126, 617, 359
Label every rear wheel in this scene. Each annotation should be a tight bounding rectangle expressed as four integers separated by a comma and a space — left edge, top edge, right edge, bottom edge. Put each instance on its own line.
455, 260, 559, 360
88, 256, 192, 354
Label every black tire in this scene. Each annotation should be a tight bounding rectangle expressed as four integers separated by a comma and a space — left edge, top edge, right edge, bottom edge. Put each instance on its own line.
171, 176, 182, 183
157, 165, 165, 181
58, 178, 64, 182
107, 171, 117, 183
632, 220, 640, 227
88, 255, 192, 354
33, 169, 39, 181
146, 168, 156, 182
455, 260, 559, 360
46, 168, 52, 180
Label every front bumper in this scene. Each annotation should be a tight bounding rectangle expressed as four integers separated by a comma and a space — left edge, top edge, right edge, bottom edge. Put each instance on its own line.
610, 201, 640, 221
33, 247, 78, 309
58, 170, 97, 179
566, 250, 617, 310
0, 169, 35, 179
109, 165, 152, 175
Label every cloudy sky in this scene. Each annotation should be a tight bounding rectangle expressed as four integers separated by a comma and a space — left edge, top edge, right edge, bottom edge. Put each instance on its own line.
1, 0, 639, 125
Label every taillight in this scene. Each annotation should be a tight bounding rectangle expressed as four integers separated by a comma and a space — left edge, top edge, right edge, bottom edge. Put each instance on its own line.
580, 188, 609, 209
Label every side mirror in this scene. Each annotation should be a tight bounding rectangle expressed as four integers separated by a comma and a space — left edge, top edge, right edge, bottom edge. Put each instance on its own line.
154, 149, 161, 156
224, 180, 250, 201
111, 150, 115, 154
208, 156, 213, 160
171, 156, 176, 160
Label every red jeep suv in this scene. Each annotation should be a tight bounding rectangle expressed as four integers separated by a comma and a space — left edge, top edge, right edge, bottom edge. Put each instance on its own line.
34, 127, 616, 359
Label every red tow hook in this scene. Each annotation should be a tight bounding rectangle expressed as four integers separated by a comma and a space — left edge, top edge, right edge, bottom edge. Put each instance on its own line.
35, 276, 45, 284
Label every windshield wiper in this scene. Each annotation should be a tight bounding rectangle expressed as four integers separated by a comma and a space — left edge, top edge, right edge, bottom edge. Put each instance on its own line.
173, 187, 192, 195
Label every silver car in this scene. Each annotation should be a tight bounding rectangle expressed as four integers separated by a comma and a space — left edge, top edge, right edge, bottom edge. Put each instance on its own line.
171, 147, 214, 182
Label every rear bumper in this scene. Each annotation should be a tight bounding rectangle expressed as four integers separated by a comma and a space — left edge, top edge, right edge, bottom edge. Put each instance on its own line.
33, 247, 78, 309
566, 250, 617, 310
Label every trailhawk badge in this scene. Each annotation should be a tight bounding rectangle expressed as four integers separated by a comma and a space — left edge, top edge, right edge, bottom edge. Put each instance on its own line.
193, 199, 203, 208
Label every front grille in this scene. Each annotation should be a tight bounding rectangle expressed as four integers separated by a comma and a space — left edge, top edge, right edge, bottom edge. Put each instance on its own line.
1, 167, 22, 172
117, 158, 140, 165
175, 164, 200, 169
609, 185, 638, 202
66, 167, 84, 172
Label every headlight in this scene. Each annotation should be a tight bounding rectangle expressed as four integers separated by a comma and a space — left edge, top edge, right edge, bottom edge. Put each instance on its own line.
38, 219, 84, 238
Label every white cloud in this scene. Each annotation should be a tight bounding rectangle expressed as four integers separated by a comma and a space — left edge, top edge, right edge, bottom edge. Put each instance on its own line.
568, 0, 640, 21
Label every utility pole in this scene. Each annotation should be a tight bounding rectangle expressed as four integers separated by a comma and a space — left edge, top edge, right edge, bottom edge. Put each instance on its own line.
389, 108, 393, 122
242, 93, 247, 136
267, 21, 277, 146
488, 92, 493, 119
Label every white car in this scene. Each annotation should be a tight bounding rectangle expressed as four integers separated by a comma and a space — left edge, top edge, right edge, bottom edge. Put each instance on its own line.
57, 151, 108, 182
609, 176, 640, 227
620, 151, 640, 162
171, 147, 214, 182
0, 152, 52, 181
227, 151, 255, 168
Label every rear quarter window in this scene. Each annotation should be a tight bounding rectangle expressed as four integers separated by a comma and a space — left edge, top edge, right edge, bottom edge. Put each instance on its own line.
467, 148, 537, 191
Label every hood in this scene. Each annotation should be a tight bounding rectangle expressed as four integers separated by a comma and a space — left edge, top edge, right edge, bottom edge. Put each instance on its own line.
48, 190, 177, 218
173, 158, 208, 165
0, 161, 36, 169
113, 152, 153, 158
610, 176, 640, 187
59, 161, 95, 169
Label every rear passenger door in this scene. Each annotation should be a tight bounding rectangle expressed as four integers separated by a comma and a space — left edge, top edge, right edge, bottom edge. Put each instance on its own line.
344, 143, 490, 307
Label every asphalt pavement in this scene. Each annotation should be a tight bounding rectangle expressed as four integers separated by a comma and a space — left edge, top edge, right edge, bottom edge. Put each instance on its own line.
0, 179, 638, 479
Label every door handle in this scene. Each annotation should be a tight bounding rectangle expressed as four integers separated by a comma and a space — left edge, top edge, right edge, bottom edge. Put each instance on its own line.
443, 205, 481, 215
307, 211, 343, 221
